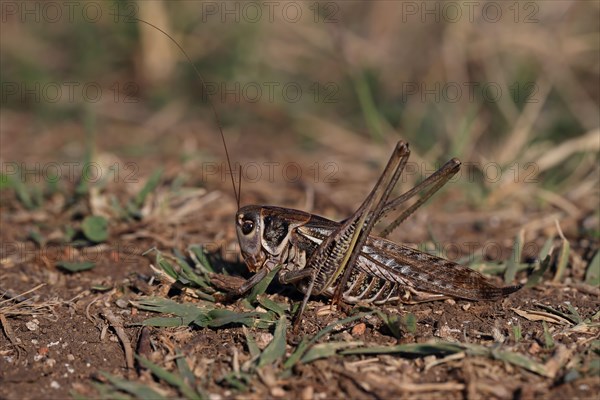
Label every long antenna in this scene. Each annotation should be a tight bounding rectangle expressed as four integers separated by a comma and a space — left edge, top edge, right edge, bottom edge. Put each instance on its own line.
116, 15, 241, 208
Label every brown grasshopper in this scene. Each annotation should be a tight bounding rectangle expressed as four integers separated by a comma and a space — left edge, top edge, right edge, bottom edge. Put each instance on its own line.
221, 142, 522, 322
131, 16, 522, 323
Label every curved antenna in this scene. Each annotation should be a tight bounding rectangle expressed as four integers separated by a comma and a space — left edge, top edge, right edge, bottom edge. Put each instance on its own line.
115, 15, 241, 208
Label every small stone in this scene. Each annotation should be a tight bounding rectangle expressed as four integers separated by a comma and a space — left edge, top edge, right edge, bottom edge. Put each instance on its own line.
492, 327, 506, 343
67, 354, 75, 361
528, 342, 541, 355
301, 386, 314, 400
351, 323, 366, 336
38, 347, 49, 356
256, 332, 274, 350
26, 320, 39, 331
46, 358, 57, 367
270, 387, 285, 398
115, 299, 128, 309
435, 323, 453, 339
50, 381, 60, 389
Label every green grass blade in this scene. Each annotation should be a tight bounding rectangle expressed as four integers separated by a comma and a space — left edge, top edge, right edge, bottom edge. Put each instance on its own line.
134, 297, 210, 326
584, 250, 599, 286
136, 356, 201, 400
526, 253, 552, 288
188, 245, 216, 274
542, 321, 555, 349
341, 342, 464, 356
91, 381, 134, 400
100, 372, 165, 399
490, 349, 549, 377
142, 317, 190, 327
245, 265, 281, 304
301, 341, 363, 364
56, 261, 95, 272
176, 256, 212, 290
284, 312, 372, 369
539, 236, 555, 261
134, 168, 163, 208
257, 297, 288, 318
175, 351, 197, 388
194, 309, 263, 328
505, 229, 524, 284
82, 215, 109, 243
352, 71, 384, 141
513, 324, 522, 343
243, 327, 261, 359
258, 315, 287, 367
565, 303, 583, 324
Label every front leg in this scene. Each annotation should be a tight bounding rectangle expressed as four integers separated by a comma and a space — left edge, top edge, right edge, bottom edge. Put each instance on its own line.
278, 268, 320, 328
278, 268, 313, 285
211, 268, 269, 302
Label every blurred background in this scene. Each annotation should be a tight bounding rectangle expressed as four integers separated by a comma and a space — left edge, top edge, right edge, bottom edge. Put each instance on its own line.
1, 1, 598, 256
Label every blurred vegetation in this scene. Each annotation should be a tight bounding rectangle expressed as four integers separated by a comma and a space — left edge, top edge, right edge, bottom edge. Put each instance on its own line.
1, 1, 598, 210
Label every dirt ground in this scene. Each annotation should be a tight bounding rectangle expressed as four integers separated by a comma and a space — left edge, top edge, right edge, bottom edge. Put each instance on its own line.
1, 115, 599, 400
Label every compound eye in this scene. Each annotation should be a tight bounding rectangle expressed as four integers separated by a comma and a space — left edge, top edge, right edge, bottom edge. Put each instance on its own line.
241, 220, 254, 235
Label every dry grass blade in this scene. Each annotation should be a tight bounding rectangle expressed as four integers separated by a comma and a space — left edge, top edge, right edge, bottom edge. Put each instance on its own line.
552, 220, 571, 283
535, 129, 600, 173
0, 284, 61, 318
424, 352, 466, 371
497, 77, 552, 164
511, 308, 572, 325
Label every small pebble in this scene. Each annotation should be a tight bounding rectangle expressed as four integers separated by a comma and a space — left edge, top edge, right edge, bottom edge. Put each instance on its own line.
115, 299, 128, 309
351, 323, 366, 336
50, 381, 60, 389
301, 386, 314, 400
26, 320, 39, 331
256, 332, 274, 350
528, 342, 541, 355
270, 387, 285, 398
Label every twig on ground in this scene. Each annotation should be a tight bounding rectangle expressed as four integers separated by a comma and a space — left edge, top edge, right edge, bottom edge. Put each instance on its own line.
102, 308, 135, 370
